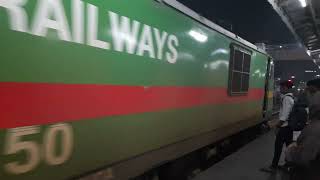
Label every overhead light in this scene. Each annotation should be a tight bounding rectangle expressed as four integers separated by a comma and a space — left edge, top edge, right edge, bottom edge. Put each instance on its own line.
317, 75, 320, 77
189, 30, 208, 43
279, 45, 283, 48
305, 70, 315, 73
291, 76, 295, 79
299, 0, 307, 8
307, 50, 311, 56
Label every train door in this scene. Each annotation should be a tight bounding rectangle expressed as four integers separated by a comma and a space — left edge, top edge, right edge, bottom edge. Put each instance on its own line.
263, 58, 274, 121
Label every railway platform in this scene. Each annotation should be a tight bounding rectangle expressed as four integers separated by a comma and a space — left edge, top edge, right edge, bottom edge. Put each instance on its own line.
192, 130, 313, 180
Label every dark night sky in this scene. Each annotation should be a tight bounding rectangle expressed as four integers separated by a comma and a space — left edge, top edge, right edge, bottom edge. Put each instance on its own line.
177, 0, 296, 44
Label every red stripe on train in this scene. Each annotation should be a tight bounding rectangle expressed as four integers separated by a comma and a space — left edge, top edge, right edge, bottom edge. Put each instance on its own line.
0, 82, 264, 129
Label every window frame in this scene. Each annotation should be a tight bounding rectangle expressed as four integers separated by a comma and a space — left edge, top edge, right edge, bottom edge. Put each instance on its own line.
228, 44, 252, 96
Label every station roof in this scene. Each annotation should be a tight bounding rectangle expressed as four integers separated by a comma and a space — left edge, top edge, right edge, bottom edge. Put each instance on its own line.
265, 44, 312, 61
267, 0, 320, 65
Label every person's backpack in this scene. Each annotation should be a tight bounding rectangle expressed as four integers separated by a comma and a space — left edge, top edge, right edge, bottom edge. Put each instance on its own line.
286, 95, 308, 131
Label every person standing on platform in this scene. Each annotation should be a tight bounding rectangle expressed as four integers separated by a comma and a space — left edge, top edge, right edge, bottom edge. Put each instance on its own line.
285, 78, 320, 168
307, 79, 320, 121
261, 80, 295, 172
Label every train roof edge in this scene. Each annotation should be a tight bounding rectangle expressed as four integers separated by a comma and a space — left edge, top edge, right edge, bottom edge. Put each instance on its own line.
160, 0, 269, 56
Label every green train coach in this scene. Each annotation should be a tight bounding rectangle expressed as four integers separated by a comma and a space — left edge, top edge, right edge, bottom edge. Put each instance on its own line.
0, 0, 274, 179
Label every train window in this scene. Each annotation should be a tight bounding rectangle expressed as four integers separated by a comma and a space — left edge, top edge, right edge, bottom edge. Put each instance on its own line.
241, 74, 250, 91
231, 72, 242, 92
234, 50, 243, 71
228, 45, 252, 95
243, 54, 251, 73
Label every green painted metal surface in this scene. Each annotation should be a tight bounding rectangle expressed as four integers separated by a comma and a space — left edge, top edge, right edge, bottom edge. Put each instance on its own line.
0, 0, 267, 87
0, 102, 263, 180
0, 0, 270, 179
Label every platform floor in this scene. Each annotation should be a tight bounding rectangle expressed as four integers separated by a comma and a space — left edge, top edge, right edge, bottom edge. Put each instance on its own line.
193, 131, 292, 180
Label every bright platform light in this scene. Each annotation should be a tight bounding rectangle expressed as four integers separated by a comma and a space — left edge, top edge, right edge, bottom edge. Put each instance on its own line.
189, 30, 208, 43
307, 50, 311, 56
299, 0, 307, 8
305, 70, 315, 73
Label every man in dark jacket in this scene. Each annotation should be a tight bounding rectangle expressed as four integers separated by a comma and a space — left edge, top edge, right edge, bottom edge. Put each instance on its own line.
307, 79, 320, 121
285, 78, 320, 167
